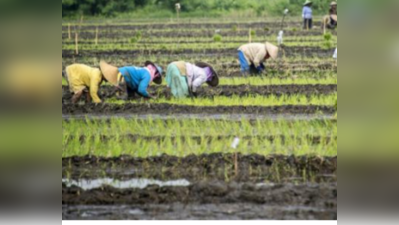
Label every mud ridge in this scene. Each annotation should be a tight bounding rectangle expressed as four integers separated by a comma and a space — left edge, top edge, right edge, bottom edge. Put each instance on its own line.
62, 153, 337, 183
62, 103, 335, 115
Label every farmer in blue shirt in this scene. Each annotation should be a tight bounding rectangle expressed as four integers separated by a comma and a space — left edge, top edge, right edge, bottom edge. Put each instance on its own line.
100, 60, 163, 99
302, 1, 313, 30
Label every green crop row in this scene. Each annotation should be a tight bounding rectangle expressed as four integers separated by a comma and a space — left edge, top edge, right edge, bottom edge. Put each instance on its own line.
105, 94, 337, 107
62, 118, 337, 158
62, 41, 334, 52
63, 118, 337, 137
61, 16, 327, 25
62, 35, 337, 44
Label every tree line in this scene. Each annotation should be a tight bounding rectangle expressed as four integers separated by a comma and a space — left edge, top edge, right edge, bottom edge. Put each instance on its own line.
62, 0, 330, 18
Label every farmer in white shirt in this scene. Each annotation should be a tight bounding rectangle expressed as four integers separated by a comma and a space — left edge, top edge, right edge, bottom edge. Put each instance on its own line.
303, 1, 313, 30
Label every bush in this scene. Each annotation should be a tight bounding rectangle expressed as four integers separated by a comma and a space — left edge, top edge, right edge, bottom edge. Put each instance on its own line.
324, 32, 332, 41
232, 25, 238, 32
130, 30, 142, 43
322, 32, 334, 49
213, 34, 222, 42
250, 30, 256, 37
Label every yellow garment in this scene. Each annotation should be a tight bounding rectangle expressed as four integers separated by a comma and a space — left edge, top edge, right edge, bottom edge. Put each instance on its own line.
173, 61, 187, 76
66, 64, 103, 103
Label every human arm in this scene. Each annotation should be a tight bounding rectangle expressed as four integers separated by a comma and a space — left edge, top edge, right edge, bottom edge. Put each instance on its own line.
253, 49, 267, 68
256, 63, 265, 74
192, 73, 207, 93
137, 73, 151, 98
191, 66, 207, 93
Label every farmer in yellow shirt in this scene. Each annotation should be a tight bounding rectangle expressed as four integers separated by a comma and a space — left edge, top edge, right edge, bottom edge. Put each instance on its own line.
65, 64, 108, 104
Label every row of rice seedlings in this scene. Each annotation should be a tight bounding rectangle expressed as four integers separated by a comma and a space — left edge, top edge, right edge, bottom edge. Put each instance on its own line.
105, 94, 337, 107
61, 28, 332, 39
62, 16, 327, 25
218, 76, 337, 85
63, 118, 337, 140
62, 35, 336, 48
62, 54, 336, 66
62, 132, 337, 158
62, 35, 337, 44
62, 40, 334, 52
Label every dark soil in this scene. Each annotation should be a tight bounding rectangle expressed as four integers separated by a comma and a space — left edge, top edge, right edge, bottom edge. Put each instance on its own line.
62, 85, 337, 102
62, 182, 337, 218
62, 153, 337, 183
62, 103, 335, 115
62, 153, 337, 220
63, 202, 336, 220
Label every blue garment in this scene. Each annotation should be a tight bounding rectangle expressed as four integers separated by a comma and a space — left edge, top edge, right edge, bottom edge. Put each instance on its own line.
118, 66, 151, 97
238, 50, 250, 72
302, 6, 312, 19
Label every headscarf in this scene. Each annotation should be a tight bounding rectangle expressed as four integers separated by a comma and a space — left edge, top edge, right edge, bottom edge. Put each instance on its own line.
146, 64, 158, 83
204, 67, 213, 82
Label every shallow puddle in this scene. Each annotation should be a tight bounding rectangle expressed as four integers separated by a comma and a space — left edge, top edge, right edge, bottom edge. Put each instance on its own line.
62, 178, 191, 190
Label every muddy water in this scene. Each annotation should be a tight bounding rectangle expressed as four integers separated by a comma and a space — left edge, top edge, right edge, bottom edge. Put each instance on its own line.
62, 178, 190, 190
63, 203, 336, 220
62, 181, 337, 220
62, 147, 337, 220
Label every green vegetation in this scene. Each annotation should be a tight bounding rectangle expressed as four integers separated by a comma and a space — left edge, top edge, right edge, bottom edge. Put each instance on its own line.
213, 34, 223, 42
218, 77, 337, 86
62, 0, 332, 18
106, 94, 337, 107
61, 16, 338, 160
62, 118, 337, 157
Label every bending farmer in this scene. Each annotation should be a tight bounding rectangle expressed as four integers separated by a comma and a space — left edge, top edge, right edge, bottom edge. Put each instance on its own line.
65, 64, 108, 104
99, 60, 163, 100
165, 61, 219, 98
323, 1, 337, 29
238, 42, 279, 75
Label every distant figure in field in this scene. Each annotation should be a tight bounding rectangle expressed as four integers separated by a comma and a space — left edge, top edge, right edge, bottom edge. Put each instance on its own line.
65, 64, 107, 104
302, 1, 313, 30
99, 61, 163, 100
237, 42, 279, 75
165, 61, 219, 98
323, 1, 337, 30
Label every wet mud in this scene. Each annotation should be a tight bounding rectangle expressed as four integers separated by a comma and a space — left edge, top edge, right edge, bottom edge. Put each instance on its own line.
62, 103, 335, 115
63, 154, 337, 183
62, 154, 337, 220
